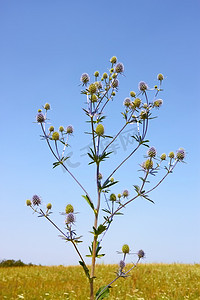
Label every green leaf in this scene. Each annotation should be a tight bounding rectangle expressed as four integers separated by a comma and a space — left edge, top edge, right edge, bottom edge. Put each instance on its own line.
96, 286, 110, 299
96, 224, 107, 235
82, 195, 95, 211
79, 261, 90, 280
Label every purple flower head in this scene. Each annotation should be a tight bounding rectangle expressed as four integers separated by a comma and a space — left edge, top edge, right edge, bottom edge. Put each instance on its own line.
115, 62, 124, 73
147, 147, 157, 158
119, 260, 125, 269
32, 195, 41, 206
36, 113, 45, 123
138, 81, 148, 91
80, 73, 90, 85
112, 79, 119, 88
176, 148, 186, 160
66, 125, 74, 134
138, 249, 145, 258
66, 213, 75, 224
123, 98, 131, 107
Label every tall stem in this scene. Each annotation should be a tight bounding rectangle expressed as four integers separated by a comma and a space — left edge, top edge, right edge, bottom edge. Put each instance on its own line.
90, 136, 101, 300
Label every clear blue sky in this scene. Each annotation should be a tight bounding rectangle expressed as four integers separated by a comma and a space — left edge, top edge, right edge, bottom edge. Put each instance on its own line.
0, 0, 199, 266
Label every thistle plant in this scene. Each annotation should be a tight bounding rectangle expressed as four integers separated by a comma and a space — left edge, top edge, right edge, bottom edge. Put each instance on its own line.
26, 56, 185, 300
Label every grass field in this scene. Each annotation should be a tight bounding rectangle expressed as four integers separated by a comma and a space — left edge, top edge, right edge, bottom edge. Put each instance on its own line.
0, 264, 200, 299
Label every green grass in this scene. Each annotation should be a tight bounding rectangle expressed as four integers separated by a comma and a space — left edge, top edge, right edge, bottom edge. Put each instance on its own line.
0, 264, 200, 299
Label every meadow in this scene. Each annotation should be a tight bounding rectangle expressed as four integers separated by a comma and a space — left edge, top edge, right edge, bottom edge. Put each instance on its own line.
0, 264, 200, 300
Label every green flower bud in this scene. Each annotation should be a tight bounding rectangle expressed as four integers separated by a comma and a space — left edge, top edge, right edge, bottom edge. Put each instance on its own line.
52, 132, 59, 140
110, 68, 114, 73
157, 73, 164, 81
44, 103, 50, 110
91, 94, 98, 102
110, 56, 117, 64
46, 203, 52, 210
59, 126, 64, 132
160, 153, 167, 160
94, 71, 99, 77
26, 199, 32, 206
133, 98, 141, 108
143, 103, 148, 109
112, 73, 117, 79
96, 124, 104, 136
112, 91, 116, 96
65, 204, 74, 214
140, 110, 148, 120
122, 244, 130, 254
38, 109, 42, 113
110, 193, 116, 201
154, 99, 163, 108
169, 151, 175, 159
88, 83, 97, 94
110, 177, 114, 182
103, 72, 108, 79
118, 193, 122, 199
144, 159, 153, 169
49, 126, 54, 132
130, 91, 136, 97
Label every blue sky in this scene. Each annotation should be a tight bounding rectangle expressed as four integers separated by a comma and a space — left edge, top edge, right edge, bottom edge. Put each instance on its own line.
0, 0, 199, 266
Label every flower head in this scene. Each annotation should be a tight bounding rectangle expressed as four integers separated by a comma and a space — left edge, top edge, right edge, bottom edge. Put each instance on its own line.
66, 125, 74, 134
115, 62, 124, 73
96, 124, 104, 136
112, 79, 119, 88
133, 98, 141, 108
32, 195, 41, 206
66, 212, 75, 224
59, 126, 64, 132
36, 113, 45, 123
130, 91, 136, 98
140, 110, 148, 119
157, 73, 164, 81
147, 147, 157, 158
26, 199, 32, 206
122, 190, 129, 198
119, 260, 125, 269
81, 73, 90, 85
154, 99, 163, 108
102, 72, 108, 79
138, 81, 148, 91
144, 159, 153, 170
138, 249, 145, 258
46, 203, 52, 210
94, 71, 99, 77
52, 131, 59, 140
123, 98, 131, 107
88, 83, 97, 94
176, 148, 185, 160
122, 244, 130, 254
110, 56, 117, 64
44, 103, 50, 110
110, 193, 117, 201
168, 151, 175, 159
65, 204, 74, 214
49, 126, 54, 132
160, 153, 167, 160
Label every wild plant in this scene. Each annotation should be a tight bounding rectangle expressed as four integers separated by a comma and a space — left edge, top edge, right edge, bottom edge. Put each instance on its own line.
26, 56, 185, 300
